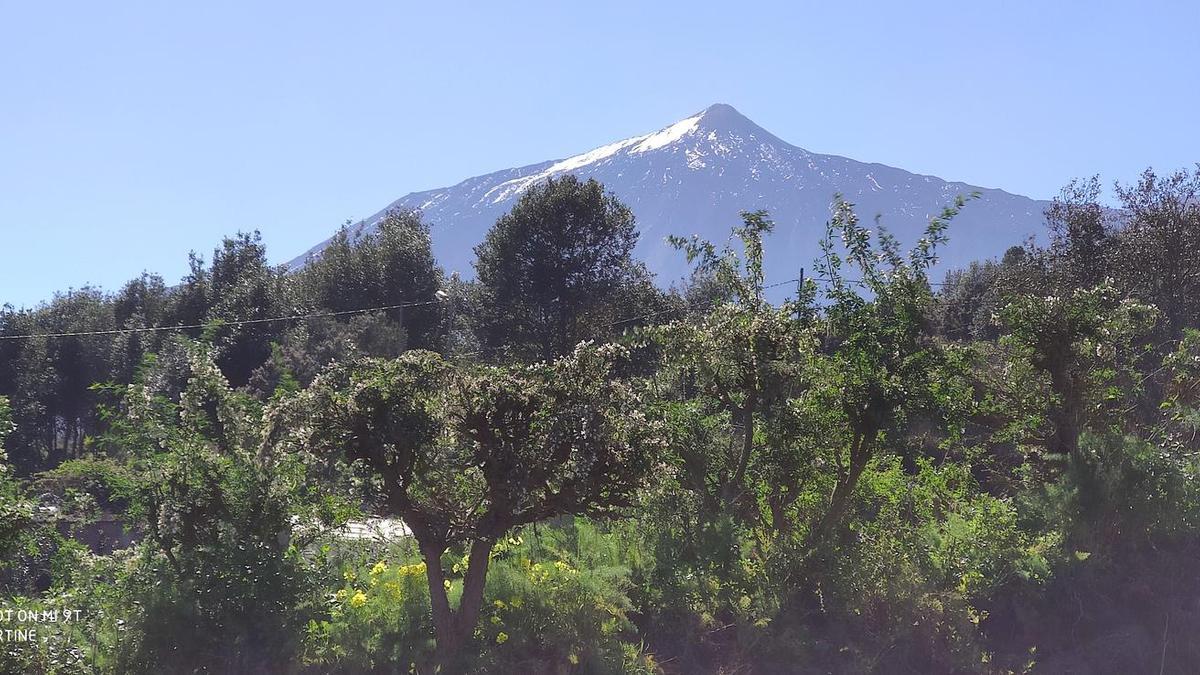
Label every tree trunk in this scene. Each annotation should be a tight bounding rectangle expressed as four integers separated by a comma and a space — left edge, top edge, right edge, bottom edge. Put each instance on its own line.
813, 430, 872, 539
419, 539, 456, 664
420, 536, 495, 673
726, 399, 756, 507
820, 452, 869, 534
454, 538, 494, 642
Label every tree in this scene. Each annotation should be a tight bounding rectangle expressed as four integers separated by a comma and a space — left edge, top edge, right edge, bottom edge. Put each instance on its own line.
294, 343, 664, 669
0, 397, 32, 555
934, 245, 1043, 343
289, 210, 444, 351
110, 273, 170, 383
810, 196, 973, 537
205, 232, 287, 387
98, 344, 324, 672
657, 211, 816, 529
164, 251, 211, 330
652, 198, 973, 541
1045, 176, 1112, 290
998, 282, 1156, 468
0, 289, 117, 470
473, 176, 651, 361
1110, 166, 1200, 337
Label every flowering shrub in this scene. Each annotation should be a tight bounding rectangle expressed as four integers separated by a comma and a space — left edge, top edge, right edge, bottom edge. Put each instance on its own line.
475, 554, 657, 674
303, 557, 436, 673
303, 523, 658, 674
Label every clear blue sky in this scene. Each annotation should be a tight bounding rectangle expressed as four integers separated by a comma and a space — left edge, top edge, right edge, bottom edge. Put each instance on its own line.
2, 1, 1197, 308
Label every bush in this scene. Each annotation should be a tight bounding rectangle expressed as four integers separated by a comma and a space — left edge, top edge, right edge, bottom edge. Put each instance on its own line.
0, 543, 133, 674
33, 457, 138, 513
303, 556, 437, 673
302, 521, 658, 674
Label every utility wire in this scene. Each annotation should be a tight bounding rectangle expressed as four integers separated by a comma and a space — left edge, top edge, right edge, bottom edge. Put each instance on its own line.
812, 275, 953, 288
0, 273, 955, 343
0, 299, 441, 342
605, 277, 801, 329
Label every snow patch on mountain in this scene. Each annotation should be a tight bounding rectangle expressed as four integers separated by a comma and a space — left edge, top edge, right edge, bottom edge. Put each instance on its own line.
482, 113, 704, 205
632, 114, 702, 153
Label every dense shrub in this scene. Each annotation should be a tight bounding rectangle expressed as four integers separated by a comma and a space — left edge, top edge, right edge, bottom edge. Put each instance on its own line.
301, 522, 657, 674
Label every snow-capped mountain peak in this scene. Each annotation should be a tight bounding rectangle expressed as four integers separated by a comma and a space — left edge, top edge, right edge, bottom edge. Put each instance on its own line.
482, 105, 734, 205
289, 104, 1047, 286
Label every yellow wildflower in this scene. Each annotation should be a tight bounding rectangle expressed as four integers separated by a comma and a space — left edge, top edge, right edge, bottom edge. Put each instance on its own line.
349, 591, 368, 608
370, 561, 388, 576
399, 562, 426, 577
495, 632, 509, 644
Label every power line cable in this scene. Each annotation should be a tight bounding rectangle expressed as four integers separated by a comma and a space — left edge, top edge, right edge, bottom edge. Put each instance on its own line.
0, 272, 955, 343
0, 299, 441, 342
0, 279, 798, 343
604, 277, 801, 329
448, 278, 807, 360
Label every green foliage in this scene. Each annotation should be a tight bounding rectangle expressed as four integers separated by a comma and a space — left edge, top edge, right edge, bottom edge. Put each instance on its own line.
473, 175, 657, 361
202, 231, 289, 387
90, 344, 324, 672
10, 171, 1200, 673
289, 210, 444, 352
0, 546, 133, 674
33, 457, 137, 513
297, 342, 666, 669
1110, 166, 1200, 335
998, 281, 1157, 466
0, 396, 33, 557
477, 542, 656, 674
0, 288, 118, 471
630, 199, 993, 672
655, 212, 816, 529
303, 521, 658, 675
304, 556, 437, 673
629, 452, 1049, 673
933, 248, 1039, 342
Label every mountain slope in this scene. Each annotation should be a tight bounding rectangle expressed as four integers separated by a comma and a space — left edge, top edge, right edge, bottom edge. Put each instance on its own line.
289, 104, 1047, 285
